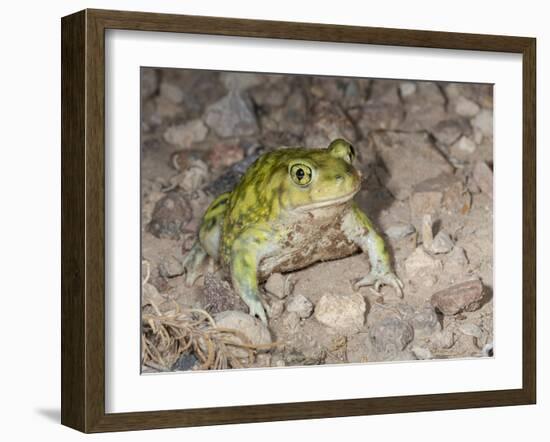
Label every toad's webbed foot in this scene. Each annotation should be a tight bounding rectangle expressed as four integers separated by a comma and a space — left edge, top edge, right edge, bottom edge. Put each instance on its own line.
182, 241, 207, 286
244, 295, 268, 325
354, 270, 404, 297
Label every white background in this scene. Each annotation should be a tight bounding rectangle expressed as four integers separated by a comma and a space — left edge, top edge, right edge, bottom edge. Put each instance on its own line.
0, 0, 547, 440
106, 30, 523, 413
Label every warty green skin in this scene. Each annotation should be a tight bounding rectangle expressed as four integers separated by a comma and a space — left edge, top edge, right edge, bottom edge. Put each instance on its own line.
183, 139, 403, 323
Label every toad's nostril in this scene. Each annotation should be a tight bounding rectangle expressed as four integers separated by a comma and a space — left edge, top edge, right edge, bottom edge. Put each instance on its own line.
335, 174, 343, 182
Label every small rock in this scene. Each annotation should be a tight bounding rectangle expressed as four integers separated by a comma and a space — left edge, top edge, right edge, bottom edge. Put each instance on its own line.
385, 223, 416, 240
207, 143, 245, 170
304, 100, 357, 147
405, 247, 442, 277
458, 323, 483, 339
167, 158, 209, 193
444, 246, 469, 274
172, 353, 198, 371
455, 96, 480, 117
214, 311, 272, 358
141, 68, 158, 99
158, 255, 184, 278
221, 72, 262, 91
430, 231, 454, 254
159, 82, 184, 104
431, 279, 484, 315
264, 273, 292, 299
398, 303, 441, 338
203, 274, 247, 314
267, 299, 285, 319
346, 332, 371, 363
358, 103, 404, 132
204, 91, 259, 138
431, 119, 464, 146
372, 132, 453, 200
471, 109, 493, 137
369, 317, 414, 358
450, 136, 477, 159
422, 214, 434, 250
430, 329, 456, 349
286, 294, 313, 319
315, 292, 366, 333
142, 282, 165, 307
282, 311, 300, 332
399, 82, 446, 132
409, 173, 471, 220
411, 345, 433, 360
148, 191, 192, 240
399, 81, 417, 97
164, 119, 208, 149
472, 161, 493, 198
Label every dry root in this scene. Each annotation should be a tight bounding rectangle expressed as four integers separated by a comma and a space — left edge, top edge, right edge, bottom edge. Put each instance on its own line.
142, 302, 276, 371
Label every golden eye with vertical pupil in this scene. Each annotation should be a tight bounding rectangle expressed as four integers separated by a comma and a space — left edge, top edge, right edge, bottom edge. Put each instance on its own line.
290, 163, 312, 185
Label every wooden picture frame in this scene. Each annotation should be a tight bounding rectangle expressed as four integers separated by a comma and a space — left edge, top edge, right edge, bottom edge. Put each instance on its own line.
61, 8, 536, 433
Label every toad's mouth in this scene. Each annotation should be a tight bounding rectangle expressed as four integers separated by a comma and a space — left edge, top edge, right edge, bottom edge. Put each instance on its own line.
295, 186, 360, 212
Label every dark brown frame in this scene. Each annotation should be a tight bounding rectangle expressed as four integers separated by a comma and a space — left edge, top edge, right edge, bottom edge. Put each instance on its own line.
61, 8, 536, 433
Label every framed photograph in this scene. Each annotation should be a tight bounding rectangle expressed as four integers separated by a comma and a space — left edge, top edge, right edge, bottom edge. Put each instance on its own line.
61, 9, 536, 433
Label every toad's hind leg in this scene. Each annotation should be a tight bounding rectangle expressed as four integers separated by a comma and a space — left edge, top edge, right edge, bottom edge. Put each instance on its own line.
182, 192, 230, 286
229, 227, 274, 325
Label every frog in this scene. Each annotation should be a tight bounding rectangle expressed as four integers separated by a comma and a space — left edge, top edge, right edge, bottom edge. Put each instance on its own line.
182, 138, 403, 324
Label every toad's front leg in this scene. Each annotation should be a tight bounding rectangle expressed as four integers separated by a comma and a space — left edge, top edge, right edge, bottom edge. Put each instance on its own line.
229, 228, 274, 324
342, 203, 403, 296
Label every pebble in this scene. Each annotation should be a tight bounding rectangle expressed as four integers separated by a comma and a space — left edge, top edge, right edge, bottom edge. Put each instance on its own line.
286, 294, 314, 319
214, 311, 272, 359
458, 323, 483, 339
430, 329, 456, 349
399, 303, 441, 338
267, 299, 285, 319
158, 255, 184, 278
141, 68, 158, 99
372, 132, 453, 200
358, 102, 404, 131
264, 273, 292, 299
455, 95, 480, 117
471, 109, 493, 137
345, 332, 371, 363
451, 136, 477, 158
207, 143, 245, 170
409, 173, 471, 220
282, 311, 301, 332
444, 246, 469, 274
172, 352, 199, 371
369, 317, 414, 357
315, 292, 366, 333
411, 345, 433, 360
221, 72, 262, 91
204, 91, 259, 138
430, 231, 454, 254
405, 247, 442, 277
159, 82, 184, 104
385, 223, 416, 240
431, 279, 484, 315
141, 282, 165, 307
431, 119, 464, 146
163, 119, 208, 149
399, 81, 417, 97
148, 191, 193, 240
473, 161, 493, 198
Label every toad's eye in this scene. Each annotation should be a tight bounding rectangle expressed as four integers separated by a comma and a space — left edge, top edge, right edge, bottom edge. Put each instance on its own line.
290, 164, 313, 186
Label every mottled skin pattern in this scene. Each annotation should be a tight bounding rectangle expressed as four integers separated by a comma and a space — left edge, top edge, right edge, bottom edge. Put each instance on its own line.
183, 139, 403, 323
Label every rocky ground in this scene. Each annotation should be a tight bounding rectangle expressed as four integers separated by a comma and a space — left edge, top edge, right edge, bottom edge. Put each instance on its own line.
140, 68, 494, 372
